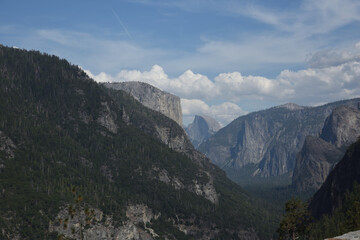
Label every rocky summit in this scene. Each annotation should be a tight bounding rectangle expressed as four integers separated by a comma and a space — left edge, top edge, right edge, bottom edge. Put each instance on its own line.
103, 81, 183, 126
185, 115, 221, 148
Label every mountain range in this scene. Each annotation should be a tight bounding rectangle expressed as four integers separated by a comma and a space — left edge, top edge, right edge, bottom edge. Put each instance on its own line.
199, 100, 360, 180
292, 106, 360, 192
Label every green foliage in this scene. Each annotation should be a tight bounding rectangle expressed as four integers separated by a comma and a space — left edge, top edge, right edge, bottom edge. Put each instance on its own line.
307, 181, 360, 240
277, 198, 311, 240
0, 44, 277, 239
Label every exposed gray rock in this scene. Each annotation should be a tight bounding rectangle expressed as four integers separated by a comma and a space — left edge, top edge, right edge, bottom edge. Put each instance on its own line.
185, 115, 221, 148
199, 98, 360, 177
103, 82, 182, 126
292, 136, 343, 192
309, 138, 360, 219
151, 166, 218, 204
97, 101, 118, 134
292, 106, 360, 192
0, 130, 16, 159
320, 106, 360, 150
50, 204, 157, 240
325, 230, 360, 240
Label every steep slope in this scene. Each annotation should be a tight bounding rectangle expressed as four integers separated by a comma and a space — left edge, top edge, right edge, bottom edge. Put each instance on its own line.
292, 136, 343, 192
0, 45, 275, 239
185, 115, 221, 148
199, 100, 360, 178
309, 138, 360, 219
320, 106, 360, 150
292, 106, 360, 192
103, 82, 183, 126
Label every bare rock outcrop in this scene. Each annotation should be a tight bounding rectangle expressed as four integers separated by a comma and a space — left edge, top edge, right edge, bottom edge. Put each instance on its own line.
320, 106, 360, 150
185, 115, 221, 148
103, 82, 182, 126
292, 106, 360, 192
50, 204, 157, 240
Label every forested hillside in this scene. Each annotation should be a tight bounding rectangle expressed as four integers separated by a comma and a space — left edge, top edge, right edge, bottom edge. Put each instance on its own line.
0, 45, 277, 239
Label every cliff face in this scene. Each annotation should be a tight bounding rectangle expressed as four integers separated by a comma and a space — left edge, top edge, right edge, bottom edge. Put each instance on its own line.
185, 115, 221, 148
199, 100, 360, 178
292, 106, 360, 192
292, 136, 343, 192
320, 106, 360, 150
103, 82, 183, 126
309, 138, 360, 219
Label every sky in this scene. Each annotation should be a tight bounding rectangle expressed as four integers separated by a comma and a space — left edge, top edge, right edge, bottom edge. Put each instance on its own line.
1, 0, 360, 126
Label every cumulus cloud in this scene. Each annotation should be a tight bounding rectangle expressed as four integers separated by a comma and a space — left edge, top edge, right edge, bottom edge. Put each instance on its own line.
181, 99, 247, 126
277, 61, 360, 101
86, 44, 360, 126
88, 65, 218, 100
214, 72, 283, 101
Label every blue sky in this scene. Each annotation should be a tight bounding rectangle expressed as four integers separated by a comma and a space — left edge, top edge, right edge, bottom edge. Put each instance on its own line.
1, 0, 360, 126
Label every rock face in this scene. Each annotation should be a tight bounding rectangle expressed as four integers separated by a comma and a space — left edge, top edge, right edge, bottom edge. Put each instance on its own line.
325, 230, 360, 240
292, 106, 360, 192
320, 106, 360, 150
309, 138, 360, 219
185, 115, 221, 148
292, 136, 343, 192
103, 82, 183, 126
103, 87, 219, 204
50, 204, 156, 240
199, 100, 360, 178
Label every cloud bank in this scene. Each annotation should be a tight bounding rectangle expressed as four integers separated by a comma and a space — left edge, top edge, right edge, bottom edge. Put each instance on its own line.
85, 42, 360, 126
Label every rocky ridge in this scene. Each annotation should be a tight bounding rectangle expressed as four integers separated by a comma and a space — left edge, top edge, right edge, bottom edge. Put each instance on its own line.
103, 82, 183, 126
292, 106, 360, 192
199, 99, 360, 178
185, 115, 221, 148
309, 138, 360, 219
103, 87, 219, 203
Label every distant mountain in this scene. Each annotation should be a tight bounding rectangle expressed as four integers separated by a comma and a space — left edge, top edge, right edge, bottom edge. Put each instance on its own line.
292, 106, 360, 192
309, 138, 360, 219
103, 81, 183, 126
0, 45, 275, 239
320, 106, 360, 150
292, 136, 343, 192
185, 115, 221, 148
199, 100, 360, 178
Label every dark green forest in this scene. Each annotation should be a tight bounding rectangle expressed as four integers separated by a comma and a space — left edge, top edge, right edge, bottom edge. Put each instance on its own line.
0, 45, 280, 239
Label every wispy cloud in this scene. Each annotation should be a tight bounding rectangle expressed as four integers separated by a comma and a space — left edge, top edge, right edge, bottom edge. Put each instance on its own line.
111, 9, 133, 41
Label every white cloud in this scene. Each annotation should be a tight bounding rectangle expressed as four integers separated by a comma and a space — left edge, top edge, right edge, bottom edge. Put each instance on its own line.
277, 61, 360, 101
86, 44, 360, 126
214, 72, 281, 101
307, 44, 360, 68
236, 0, 360, 37
181, 99, 247, 126
89, 65, 219, 100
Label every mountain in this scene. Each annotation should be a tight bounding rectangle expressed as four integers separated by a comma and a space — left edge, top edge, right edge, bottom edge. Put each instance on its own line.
185, 115, 221, 148
292, 106, 360, 192
292, 136, 343, 192
199, 100, 360, 178
309, 137, 360, 219
103, 81, 183, 126
0, 45, 276, 239
320, 106, 360, 150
